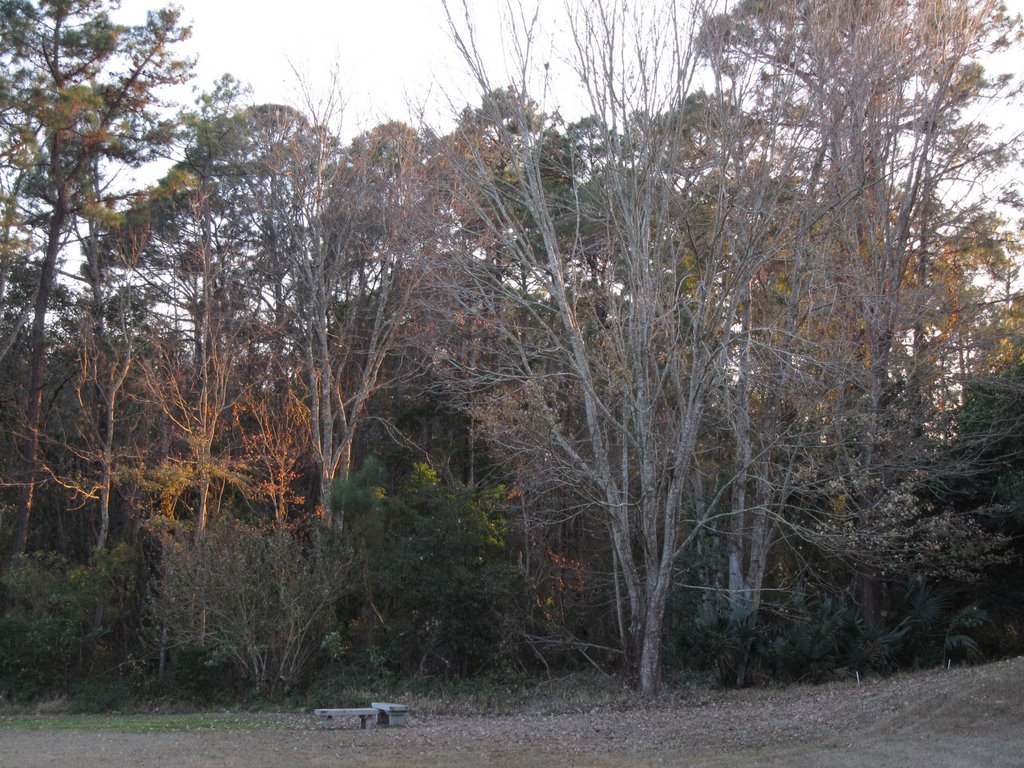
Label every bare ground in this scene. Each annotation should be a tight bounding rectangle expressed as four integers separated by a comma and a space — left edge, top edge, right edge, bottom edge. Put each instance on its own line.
2, 657, 1022, 768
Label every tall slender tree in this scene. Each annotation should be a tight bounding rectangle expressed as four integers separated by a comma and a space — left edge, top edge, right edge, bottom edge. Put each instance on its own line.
1, 0, 190, 571
440, 0, 761, 694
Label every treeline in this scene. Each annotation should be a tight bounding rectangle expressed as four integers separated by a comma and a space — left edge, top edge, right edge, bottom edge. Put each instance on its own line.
1, 0, 1024, 701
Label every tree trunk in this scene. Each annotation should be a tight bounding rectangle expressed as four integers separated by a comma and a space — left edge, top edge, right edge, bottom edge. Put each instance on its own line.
635, 573, 672, 697
11, 188, 67, 571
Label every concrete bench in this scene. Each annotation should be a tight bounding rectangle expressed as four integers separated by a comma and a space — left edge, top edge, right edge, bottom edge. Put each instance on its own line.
314, 702, 410, 729
314, 707, 379, 729
371, 702, 409, 727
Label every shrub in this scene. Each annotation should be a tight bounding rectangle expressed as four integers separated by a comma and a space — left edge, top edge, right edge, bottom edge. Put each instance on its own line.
151, 521, 352, 694
0, 544, 138, 699
338, 461, 520, 677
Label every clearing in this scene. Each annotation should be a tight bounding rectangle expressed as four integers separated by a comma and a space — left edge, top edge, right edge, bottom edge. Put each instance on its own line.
2, 657, 1021, 767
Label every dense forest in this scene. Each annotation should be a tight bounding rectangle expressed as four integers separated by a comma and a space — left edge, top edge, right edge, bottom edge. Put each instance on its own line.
2, 0, 1023, 702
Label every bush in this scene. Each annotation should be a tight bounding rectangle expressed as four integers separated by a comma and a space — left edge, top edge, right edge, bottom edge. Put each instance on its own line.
166, 645, 242, 703
683, 579, 994, 688
0, 544, 139, 700
337, 461, 520, 678
151, 521, 352, 694
690, 605, 762, 687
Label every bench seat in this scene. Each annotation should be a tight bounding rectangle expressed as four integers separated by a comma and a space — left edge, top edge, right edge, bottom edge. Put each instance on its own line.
314, 707, 379, 729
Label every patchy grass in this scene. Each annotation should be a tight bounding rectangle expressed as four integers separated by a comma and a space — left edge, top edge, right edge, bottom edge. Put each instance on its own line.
306, 668, 713, 717
0, 712, 283, 733
2, 659, 1022, 767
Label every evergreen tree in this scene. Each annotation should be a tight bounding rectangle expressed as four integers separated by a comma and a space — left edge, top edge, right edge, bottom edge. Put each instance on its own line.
1, 0, 191, 576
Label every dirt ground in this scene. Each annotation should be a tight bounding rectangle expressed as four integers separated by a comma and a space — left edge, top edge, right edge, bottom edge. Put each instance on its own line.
2, 657, 1022, 768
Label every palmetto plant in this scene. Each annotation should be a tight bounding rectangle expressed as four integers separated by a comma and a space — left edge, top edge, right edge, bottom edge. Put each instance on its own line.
943, 604, 988, 665
693, 605, 761, 687
888, 580, 988, 668
766, 593, 860, 683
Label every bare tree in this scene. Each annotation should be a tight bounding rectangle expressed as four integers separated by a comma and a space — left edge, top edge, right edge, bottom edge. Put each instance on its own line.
241, 95, 422, 529
438, 0, 793, 694
233, 385, 310, 525
55, 207, 146, 551
438, 0, 1021, 691
788, 0, 1019, 622
136, 185, 248, 535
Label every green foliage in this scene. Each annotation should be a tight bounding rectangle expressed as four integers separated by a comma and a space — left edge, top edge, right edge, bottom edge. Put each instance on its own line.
0, 544, 138, 700
0, 0, 192, 169
942, 365, 1024, 527
691, 605, 762, 687
944, 605, 989, 664
946, 364, 1024, 547
766, 593, 862, 683
892, 580, 953, 668
843, 620, 908, 676
166, 645, 242, 704
683, 579, 992, 687
929, 361, 1024, 657
329, 457, 388, 523
338, 461, 519, 678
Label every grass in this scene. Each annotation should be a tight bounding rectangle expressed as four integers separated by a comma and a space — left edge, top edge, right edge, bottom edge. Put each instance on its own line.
304, 670, 634, 717
0, 712, 279, 733
3, 659, 1023, 768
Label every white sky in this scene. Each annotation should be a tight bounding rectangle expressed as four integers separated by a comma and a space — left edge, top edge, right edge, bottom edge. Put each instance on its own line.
118, 0, 494, 137
116, 0, 1024, 139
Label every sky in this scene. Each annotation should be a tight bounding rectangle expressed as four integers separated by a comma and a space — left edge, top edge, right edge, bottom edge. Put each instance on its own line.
117, 0, 492, 137
115, 0, 1024, 139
